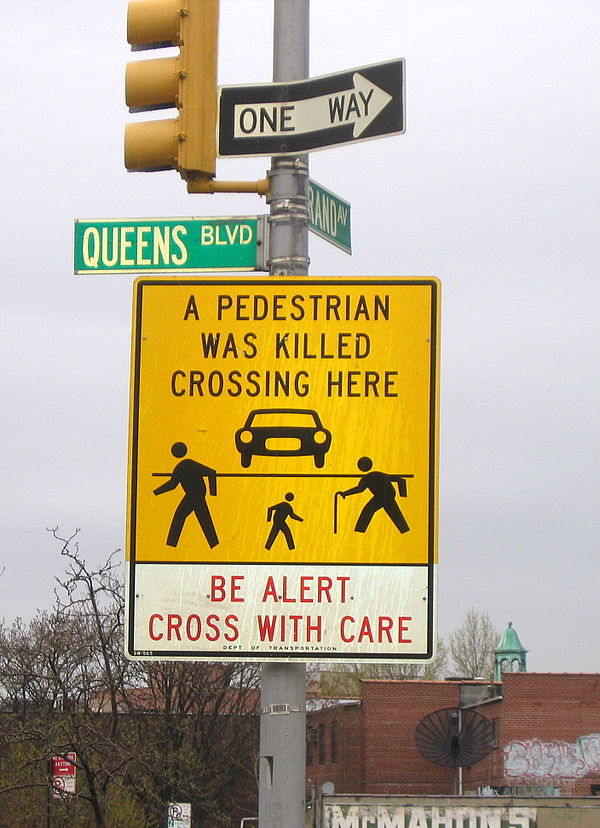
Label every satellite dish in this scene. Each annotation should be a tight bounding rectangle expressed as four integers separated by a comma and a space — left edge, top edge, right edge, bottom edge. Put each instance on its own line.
321, 781, 335, 795
414, 707, 495, 768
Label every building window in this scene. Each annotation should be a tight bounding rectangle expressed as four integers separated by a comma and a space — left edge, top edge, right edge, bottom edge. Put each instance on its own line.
591, 784, 600, 796
306, 727, 317, 766
318, 724, 326, 764
492, 718, 500, 748
331, 720, 338, 763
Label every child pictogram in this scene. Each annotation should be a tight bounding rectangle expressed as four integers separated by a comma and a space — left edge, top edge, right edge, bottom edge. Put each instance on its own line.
265, 492, 303, 550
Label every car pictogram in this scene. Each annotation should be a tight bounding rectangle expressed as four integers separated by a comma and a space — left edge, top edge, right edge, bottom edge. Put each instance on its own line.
235, 408, 332, 468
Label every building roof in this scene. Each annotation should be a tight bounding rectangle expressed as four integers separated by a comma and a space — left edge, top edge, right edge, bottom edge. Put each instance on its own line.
495, 621, 527, 656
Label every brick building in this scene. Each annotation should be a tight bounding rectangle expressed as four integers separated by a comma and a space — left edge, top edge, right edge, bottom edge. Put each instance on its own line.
307, 672, 600, 798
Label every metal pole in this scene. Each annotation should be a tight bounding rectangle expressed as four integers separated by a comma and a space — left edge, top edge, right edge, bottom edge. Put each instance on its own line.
46, 757, 53, 828
259, 3, 309, 827
267, 0, 310, 278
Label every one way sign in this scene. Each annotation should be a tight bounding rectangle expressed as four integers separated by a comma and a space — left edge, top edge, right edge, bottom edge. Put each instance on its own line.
218, 59, 404, 157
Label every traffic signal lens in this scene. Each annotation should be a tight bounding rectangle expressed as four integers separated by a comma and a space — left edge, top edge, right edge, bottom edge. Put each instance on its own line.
127, 0, 181, 51
124, 120, 178, 172
125, 56, 179, 112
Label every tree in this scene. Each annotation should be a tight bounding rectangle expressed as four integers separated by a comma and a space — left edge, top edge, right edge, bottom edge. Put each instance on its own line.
0, 529, 260, 827
448, 608, 498, 680
0, 529, 133, 827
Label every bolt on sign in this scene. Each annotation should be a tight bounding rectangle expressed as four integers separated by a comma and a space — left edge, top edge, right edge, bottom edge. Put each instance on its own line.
126, 278, 440, 662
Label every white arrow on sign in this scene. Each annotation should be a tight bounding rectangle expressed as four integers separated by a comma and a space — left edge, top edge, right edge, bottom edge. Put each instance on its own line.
233, 73, 393, 141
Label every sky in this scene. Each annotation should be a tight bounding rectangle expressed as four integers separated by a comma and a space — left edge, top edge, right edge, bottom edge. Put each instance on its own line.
1, 0, 598, 672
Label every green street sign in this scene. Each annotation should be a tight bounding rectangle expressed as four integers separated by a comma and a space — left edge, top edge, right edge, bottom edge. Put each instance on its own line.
74, 216, 268, 274
308, 179, 351, 254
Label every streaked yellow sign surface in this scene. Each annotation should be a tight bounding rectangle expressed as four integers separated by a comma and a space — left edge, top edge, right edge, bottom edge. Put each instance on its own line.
126, 278, 439, 661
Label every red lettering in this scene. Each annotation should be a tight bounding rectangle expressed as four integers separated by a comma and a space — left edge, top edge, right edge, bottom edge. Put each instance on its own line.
257, 615, 277, 641
317, 576, 333, 602
340, 615, 355, 642
261, 576, 278, 602
306, 616, 322, 642
211, 575, 245, 602
205, 614, 220, 641
231, 575, 244, 602
358, 616, 374, 642
167, 614, 183, 640
339, 616, 413, 644
282, 576, 295, 603
224, 614, 239, 641
211, 576, 226, 602
146, 612, 240, 643
149, 613, 163, 641
261, 574, 351, 603
290, 615, 302, 640
399, 616, 412, 643
378, 616, 393, 643
300, 576, 313, 602
185, 614, 202, 641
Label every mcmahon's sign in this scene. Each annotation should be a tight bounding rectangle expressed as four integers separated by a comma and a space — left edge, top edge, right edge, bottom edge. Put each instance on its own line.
74, 217, 267, 274
218, 60, 404, 157
323, 802, 538, 828
126, 278, 439, 662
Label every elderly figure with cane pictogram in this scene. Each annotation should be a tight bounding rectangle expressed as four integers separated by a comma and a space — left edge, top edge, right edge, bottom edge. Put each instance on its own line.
336, 456, 410, 535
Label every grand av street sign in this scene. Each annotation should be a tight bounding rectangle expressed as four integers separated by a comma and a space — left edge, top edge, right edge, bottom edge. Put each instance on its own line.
74, 217, 268, 274
126, 278, 439, 662
308, 179, 351, 254
218, 60, 404, 157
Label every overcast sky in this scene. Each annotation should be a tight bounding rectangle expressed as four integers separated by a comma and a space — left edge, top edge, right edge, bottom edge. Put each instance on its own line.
1, 0, 598, 672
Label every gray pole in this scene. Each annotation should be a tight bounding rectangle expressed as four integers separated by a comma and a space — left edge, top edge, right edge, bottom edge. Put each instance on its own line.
267, 0, 310, 278
259, 3, 309, 827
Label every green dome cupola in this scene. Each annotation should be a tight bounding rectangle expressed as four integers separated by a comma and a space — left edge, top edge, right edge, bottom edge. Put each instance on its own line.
494, 621, 527, 681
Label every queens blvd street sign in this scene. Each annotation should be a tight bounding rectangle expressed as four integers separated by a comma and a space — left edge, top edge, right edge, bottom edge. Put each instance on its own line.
126, 278, 439, 663
74, 217, 268, 274
218, 60, 404, 157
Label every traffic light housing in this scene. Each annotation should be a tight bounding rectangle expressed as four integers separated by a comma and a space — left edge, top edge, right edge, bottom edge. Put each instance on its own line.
125, 0, 219, 185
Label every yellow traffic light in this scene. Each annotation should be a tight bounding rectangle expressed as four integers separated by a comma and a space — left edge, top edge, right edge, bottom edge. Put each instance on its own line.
124, 0, 219, 183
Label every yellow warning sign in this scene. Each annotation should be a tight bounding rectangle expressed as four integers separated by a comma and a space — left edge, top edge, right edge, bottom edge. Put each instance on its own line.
128, 278, 439, 565
126, 278, 439, 661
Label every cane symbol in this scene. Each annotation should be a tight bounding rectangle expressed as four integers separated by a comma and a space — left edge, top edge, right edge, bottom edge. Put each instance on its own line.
333, 491, 344, 534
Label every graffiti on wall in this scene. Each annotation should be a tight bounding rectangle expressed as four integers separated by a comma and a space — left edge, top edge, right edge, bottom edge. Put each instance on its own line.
504, 734, 600, 780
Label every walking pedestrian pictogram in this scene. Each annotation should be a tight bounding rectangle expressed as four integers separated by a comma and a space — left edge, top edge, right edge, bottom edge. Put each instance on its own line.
153, 442, 219, 548
265, 492, 303, 550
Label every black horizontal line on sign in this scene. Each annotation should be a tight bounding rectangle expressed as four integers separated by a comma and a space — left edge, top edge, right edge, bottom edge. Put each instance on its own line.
151, 473, 415, 479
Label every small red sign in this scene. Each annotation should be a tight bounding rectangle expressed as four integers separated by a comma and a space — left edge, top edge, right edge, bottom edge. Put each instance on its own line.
52, 753, 77, 777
